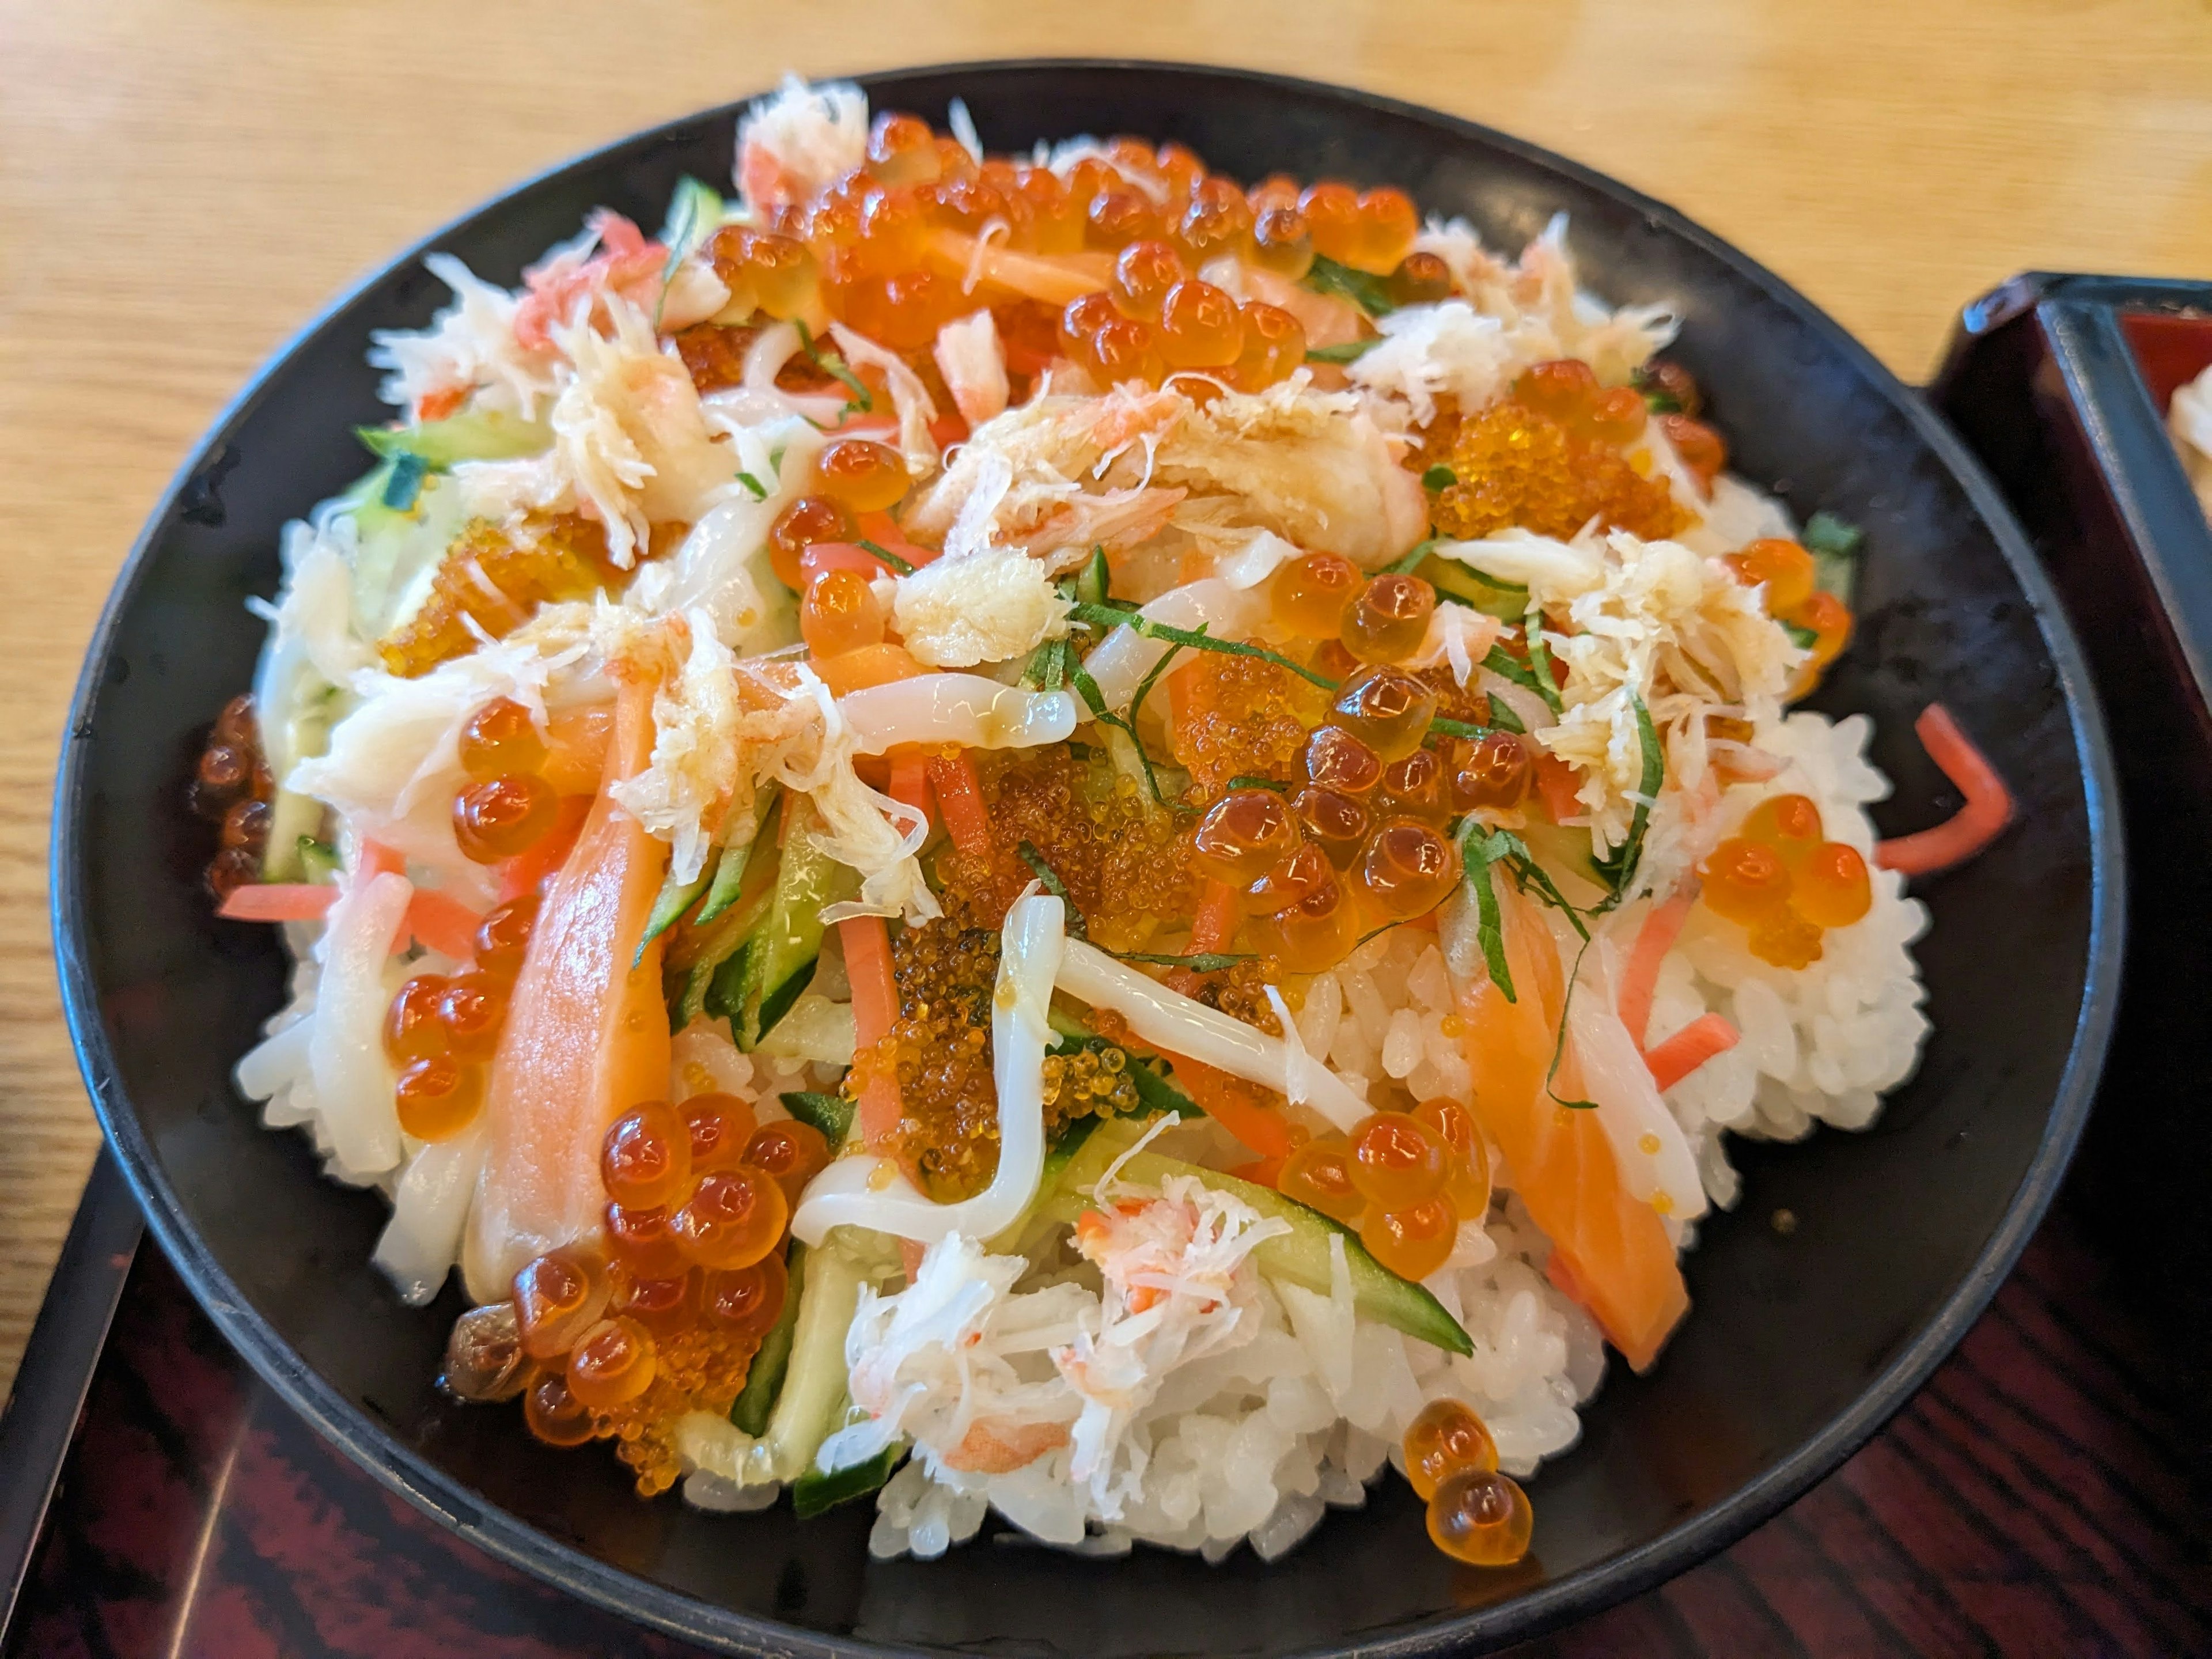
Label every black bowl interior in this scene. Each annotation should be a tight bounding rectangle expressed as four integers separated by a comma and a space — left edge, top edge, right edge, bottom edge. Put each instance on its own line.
52, 61, 2120, 1658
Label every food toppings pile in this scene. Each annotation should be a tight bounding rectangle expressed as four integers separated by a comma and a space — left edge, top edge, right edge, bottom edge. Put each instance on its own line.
202, 79, 2020, 1572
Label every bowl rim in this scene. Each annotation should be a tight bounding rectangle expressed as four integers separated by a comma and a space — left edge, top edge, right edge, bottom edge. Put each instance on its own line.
48, 56, 2126, 1658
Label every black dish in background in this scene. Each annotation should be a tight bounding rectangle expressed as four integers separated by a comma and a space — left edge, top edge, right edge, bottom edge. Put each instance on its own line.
51, 61, 2120, 1658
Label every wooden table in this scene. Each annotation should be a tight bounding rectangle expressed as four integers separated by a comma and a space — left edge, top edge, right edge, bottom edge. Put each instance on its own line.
2, 0, 2210, 1397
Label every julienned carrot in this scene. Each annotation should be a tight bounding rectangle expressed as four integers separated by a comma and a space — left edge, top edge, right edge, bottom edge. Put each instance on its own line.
360, 840, 405, 880
1618, 891, 1695, 1050
1533, 754, 1582, 824
217, 883, 338, 923
887, 749, 933, 832
1166, 878, 1242, 996
1874, 704, 2015, 877
1161, 1054, 1296, 1161
839, 914, 903, 1147
857, 512, 941, 569
927, 750, 993, 862
495, 795, 591, 902
1643, 1013, 1740, 1092
406, 889, 484, 960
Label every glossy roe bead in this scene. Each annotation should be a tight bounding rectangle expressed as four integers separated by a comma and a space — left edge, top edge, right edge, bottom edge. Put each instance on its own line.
1403, 1397, 1501, 1500
1270, 552, 1361, 639
565, 1315, 658, 1411
1359, 819, 1461, 921
393, 1055, 482, 1142
459, 696, 547, 781
744, 1119, 832, 1202
1348, 1111, 1450, 1210
1191, 787, 1302, 886
1427, 1468, 1535, 1566
1331, 665, 1440, 762
601, 1100, 695, 1211
812, 438, 910, 513
523, 1372, 596, 1447
680, 1092, 760, 1173
453, 774, 556, 863
512, 1246, 611, 1360
671, 1166, 790, 1271
1278, 1135, 1365, 1224
1341, 573, 1437, 665
1361, 1194, 1459, 1281
801, 569, 886, 659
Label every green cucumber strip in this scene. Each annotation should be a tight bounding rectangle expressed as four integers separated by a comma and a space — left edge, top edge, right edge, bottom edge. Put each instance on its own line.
698, 787, 781, 928
1421, 553, 1530, 622
356, 408, 549, 468
793, 1440, 905, 1519
761, 1248, 866, 1480
730, 1241, 806, 1436
732, 810, 857, 1050
1051, 1131, 1474, 1357
780, 1090, 855, 1152
639, 866, 711, 964
295, 838, 340, 885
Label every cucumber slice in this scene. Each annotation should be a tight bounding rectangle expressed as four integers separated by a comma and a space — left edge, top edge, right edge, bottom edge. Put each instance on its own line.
1051, 1130, 1474, 1357
728, 808, 858, 1051
792, 1438, 904, 1518
730, 1241, 806, 1436
665, 845, 781, 1030
780, 1090, 855, 1152
355, 408, 550, 468
759, 1245, 867, 1481
695, 786, 780, 929
1421, 553, 1529, 622
1515, 817, 1607, 902
640, 866, 711, 961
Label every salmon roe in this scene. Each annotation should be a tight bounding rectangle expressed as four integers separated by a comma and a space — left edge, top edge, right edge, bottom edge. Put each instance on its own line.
1428, 1468, 1535, 1566
1698, 793, 1873, 965
1403, 1397, 1500, 1501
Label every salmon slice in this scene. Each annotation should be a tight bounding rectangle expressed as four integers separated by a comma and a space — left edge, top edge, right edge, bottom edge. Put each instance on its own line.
463, 673, 672, 1301
1457, 884, 1687, 1372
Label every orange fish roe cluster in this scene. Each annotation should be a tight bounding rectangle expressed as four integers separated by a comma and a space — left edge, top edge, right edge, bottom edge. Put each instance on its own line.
934, 748, 1195, 948
379, 514, 622, 677
592, 1309, 764, 1495
1697, 792, 1873, 968
1040, 1045, 1140, 1128
1424, 400, 1688, 545
847, 920, 1005, 1202
1168, 646, 1331, 801
1417, 666, 1494, 732
1195, 958, 1286, 1035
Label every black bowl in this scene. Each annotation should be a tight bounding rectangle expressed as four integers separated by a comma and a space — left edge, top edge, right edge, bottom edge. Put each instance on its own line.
52, 60, 2122, 1657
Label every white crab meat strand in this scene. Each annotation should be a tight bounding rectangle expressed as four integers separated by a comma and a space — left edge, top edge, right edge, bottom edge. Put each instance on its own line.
1055, 941, 1368, 1131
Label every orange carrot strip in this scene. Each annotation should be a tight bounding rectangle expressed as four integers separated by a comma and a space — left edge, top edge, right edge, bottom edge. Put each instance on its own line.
1618, 891, 1695, 1050
857, 512, 941, 569
839, 914, 904, 1147
1874, 704, 2015, 877
1165, 878, 1243, 997
360, 840, 405, 880
887, 748, 933, 831
1643, 1013, 1740, 1092
1161, 1054, 1296, 1160
1533, 753, 1581, 824
216, 883, 338, 923
406, 889, 485, 960
900, 1238, 927, 1281
495, 795, 590, 902
927, 750, 993, 862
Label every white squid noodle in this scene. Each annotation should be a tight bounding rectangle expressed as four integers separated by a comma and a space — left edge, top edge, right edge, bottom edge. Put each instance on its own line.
790, 893, 1065, 1245
839, 675, 1077, 755
1560, 925, 1708, 1223
308, 870, 412, 1181
373, 1122, 488, 1305
1079, 579, 1269, 710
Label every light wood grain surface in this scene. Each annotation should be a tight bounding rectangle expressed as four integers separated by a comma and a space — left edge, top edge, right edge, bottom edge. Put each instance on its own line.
2, 0, 2209, 1401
